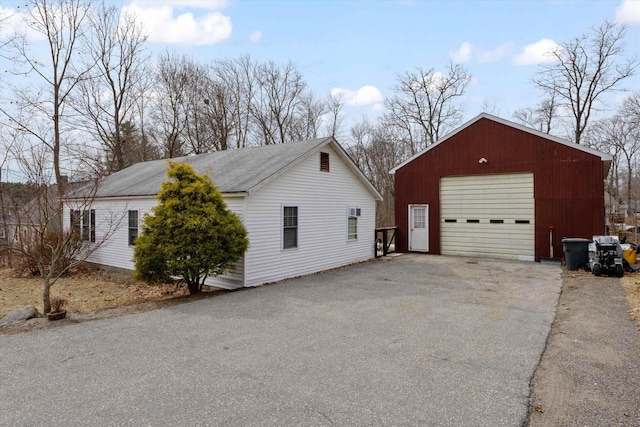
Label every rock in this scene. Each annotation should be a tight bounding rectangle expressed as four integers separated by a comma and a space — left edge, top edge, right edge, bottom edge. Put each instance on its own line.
0, 305, 41, 326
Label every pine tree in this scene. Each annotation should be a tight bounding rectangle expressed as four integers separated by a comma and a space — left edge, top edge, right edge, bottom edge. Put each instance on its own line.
134, 162, 249, 294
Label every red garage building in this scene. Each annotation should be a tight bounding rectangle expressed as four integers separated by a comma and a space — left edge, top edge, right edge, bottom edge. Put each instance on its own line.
390, 114, 612, 261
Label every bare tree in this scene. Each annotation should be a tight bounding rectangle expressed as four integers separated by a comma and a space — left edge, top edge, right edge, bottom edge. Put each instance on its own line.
323, 92, 344, 139
183, 61, 244, 153
480, 98, 500, 116
622, 92, 640, 127
348, 118, 403, 227
583, 123, 622, 226
2, 0, 94, 194
5, 141, 121, 313
133, 69, 161, 162
252, 60, 307, 145
289, 92, 327, 141
199, 79, 236, 152
534, 20, 637, 144
151, 51, 192, 158
0, 0, 103, 312
0, 4, 21, 74
592, 114, 640, 217
182, 62, 217, 154
212, 55, 256, 149
513, 89, 559, 134
77, 1, 149, 173
383, 62, 472, 156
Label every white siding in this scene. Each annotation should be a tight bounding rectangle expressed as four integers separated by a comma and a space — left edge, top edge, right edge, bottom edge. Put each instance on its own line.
242, 145, 376, 286
67, 196, 247, 289
79, 197, 156, 270
440, 173, 535, 261
66, 144, 377, 289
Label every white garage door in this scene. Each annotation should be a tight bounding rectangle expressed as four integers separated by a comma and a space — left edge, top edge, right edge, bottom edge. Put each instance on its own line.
440, 173, 535, 261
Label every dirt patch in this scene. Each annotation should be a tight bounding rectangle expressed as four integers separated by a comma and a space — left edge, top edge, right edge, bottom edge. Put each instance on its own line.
621, 275, 640, 330
527, 269, 640, 426
0, 267, 224, 335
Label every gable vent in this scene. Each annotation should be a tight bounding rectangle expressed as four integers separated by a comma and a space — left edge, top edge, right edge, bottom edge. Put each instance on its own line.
320, 152, 330, 172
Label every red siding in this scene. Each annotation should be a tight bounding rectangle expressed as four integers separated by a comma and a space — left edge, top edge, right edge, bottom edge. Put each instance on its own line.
394, 117, 606, 261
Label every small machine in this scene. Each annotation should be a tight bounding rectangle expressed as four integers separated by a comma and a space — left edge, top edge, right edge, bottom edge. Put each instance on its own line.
620, 237, 640, 272
588, 236, 624, 277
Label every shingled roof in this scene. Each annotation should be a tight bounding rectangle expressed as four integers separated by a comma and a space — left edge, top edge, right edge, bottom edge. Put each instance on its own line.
93, 137, 381, 200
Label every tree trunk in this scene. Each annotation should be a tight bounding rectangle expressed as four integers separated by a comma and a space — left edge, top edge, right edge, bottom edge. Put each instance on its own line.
43, 276, 52, 314
187, 280, 201, 295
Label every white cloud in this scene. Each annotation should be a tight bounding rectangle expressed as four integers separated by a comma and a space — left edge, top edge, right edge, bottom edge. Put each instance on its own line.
477, 43, 511, 63
122, 2, 232, 46
449, 41, 510, 64
331, 85, 383, 107
514, 39, 561, 65
616, 0, 640, 24
249, 29, 262, 43
0, 6, 47, 42
450, 41, 472, 63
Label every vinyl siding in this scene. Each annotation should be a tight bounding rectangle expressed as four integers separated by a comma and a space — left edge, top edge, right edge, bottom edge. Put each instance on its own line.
67, 196, 247, 289
75, 198, 156, 270
243, 144, 376, 286
66, 144, 377, 289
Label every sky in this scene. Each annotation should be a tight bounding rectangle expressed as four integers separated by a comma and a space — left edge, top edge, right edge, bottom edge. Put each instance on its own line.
116, 0, 640, 123
1, 0, 640, 134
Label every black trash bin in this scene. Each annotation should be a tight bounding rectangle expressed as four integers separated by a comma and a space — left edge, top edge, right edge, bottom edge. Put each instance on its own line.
562, 238, 591, 270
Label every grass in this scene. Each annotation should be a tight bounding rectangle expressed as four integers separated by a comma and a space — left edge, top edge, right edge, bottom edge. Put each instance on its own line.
0, 266, 193, 319
621, 275, 640, 330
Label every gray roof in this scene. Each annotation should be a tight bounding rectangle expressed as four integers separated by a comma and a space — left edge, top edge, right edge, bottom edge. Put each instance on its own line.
94, 137, 381, 199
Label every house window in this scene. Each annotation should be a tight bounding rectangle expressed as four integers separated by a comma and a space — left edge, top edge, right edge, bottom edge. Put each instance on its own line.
347, 206, 360, 240
71, 209, 95, 242
128, 210, 138, 246
283, 206, 298, 249
348, 217, 358, 240
320, 152, 330, 172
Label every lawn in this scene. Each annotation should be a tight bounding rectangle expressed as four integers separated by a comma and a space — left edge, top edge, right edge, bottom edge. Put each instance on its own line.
0, 266, 209, 319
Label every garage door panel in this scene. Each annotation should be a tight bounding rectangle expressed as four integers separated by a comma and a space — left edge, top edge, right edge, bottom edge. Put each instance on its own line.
442, 227, 533, 240
442, 232, 534, 246
441, 173, 535, 261
442, 236, 534, 249
441, 209, 535, 219
443, 247, 533, 260
441, 186, 533, 195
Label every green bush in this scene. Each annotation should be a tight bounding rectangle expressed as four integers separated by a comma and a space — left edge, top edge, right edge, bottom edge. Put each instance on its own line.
134, 162, 249, 294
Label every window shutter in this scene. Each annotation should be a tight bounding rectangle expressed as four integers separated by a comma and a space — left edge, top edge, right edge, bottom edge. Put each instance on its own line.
89, 210, 95, 242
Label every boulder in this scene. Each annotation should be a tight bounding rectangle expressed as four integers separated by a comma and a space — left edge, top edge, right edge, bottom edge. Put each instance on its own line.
0, 305, 41, 326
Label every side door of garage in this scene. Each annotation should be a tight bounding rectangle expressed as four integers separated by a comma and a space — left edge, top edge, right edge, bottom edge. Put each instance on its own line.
409, 204, 429, 252
440, 173, 535, 261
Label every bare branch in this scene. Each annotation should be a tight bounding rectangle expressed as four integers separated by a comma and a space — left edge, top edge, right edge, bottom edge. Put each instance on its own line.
533, 20, 637, 144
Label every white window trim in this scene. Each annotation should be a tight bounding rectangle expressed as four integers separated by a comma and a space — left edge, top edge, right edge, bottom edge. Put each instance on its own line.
71, 208, 96, 243
281, 204, 299, 251
347, 205, 360, 241
128, 209, 139, 246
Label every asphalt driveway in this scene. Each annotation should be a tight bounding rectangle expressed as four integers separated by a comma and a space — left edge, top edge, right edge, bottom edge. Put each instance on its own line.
0, 254, 561, 426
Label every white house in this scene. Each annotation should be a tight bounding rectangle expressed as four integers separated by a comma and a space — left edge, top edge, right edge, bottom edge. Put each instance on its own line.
65, 137, 382, 289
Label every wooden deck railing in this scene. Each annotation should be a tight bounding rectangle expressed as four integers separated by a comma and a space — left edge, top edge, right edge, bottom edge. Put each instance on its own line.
375, 227, 397, 257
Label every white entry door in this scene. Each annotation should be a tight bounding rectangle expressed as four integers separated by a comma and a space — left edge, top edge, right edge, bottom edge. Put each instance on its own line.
409, 205, 429, 252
